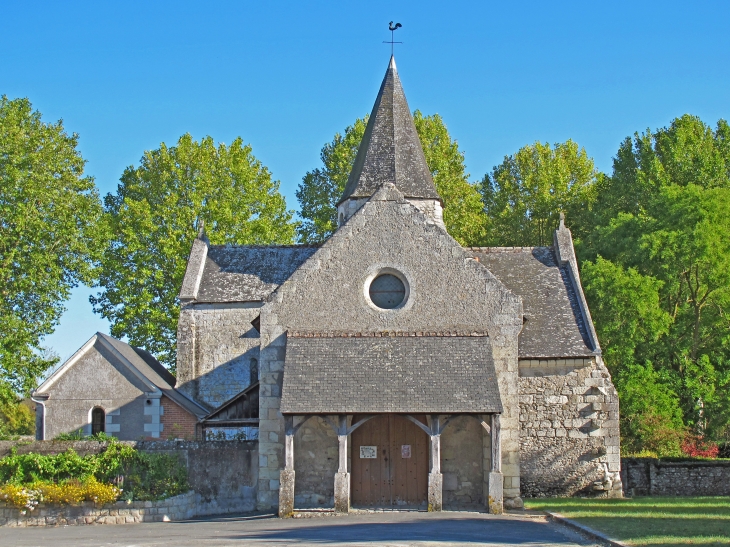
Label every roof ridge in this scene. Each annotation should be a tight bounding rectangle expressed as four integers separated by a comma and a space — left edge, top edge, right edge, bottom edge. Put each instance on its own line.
289, 330, 489, 338
467, 246, 551, 252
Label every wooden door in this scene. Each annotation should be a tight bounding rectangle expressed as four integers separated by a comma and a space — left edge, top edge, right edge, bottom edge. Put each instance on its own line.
351, 414, 428, 507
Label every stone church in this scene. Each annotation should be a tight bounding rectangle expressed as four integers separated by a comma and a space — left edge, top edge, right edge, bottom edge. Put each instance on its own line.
176, 56, 622, 515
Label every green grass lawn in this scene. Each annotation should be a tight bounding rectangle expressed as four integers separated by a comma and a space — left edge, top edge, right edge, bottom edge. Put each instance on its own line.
524, 497, 730, 547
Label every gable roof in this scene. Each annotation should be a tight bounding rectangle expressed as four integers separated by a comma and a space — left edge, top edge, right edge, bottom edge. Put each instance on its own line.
280, 334, 502, 414
35, 333, 208, 418
338, 56, 440, 205
470, 247, 596, 358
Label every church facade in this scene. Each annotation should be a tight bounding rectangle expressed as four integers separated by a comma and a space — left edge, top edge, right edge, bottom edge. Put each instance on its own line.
176, 57, 622, 515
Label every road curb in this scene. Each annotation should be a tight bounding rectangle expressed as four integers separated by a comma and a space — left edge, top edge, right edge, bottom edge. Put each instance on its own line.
545, 511, 630, 547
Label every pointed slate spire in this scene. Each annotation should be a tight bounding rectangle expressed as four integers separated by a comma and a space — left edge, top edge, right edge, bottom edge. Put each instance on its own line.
338, 56, 440, 205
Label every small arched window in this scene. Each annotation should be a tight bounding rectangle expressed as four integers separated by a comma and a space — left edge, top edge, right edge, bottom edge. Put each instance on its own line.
91, 407, 105, 435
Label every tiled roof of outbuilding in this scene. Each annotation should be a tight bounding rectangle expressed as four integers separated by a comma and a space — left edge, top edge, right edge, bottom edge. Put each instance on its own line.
195, 245, 318, 303
338, 56, 440, 205
280, 335, 502, 414
469, 247, 595, 358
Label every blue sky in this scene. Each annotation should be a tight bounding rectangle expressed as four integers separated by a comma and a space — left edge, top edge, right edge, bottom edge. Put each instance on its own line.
2, 1, 729, 364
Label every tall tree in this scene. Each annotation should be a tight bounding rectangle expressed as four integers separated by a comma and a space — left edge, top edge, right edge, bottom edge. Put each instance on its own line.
480, 140, 598, 246
581, 115, 730, 442
93, 134, 296, 370
296, 112, 486, 246
0, 96, 102, 396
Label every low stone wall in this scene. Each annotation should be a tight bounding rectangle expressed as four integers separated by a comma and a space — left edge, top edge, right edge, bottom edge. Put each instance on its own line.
0, 439, 257, 519
622, 458, 730, 496
1, 491, 196, 527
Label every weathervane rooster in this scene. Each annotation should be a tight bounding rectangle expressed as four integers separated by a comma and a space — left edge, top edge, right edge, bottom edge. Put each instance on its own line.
385, 21, 403, 55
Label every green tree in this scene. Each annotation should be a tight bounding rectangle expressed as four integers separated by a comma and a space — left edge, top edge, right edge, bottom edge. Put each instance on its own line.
296, 112, 486, 246
616, 363, 685, 456
480, 140, 598, 246
92, 134, 296, 370
296, 118, 367, 243
581, 257, 671, 373
582, 115, 730, 441
0, 96, 102, 396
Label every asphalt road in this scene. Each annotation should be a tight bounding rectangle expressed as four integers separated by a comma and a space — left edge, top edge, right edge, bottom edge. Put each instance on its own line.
0, 511, 604, 547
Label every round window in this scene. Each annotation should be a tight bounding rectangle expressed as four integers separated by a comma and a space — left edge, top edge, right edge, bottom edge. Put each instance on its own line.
369, 273, 406, 309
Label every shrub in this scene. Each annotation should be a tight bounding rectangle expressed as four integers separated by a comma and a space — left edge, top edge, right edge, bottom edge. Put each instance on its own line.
0, 440, 187, 502
681, 434, 720, 458
0, 478, 121, 511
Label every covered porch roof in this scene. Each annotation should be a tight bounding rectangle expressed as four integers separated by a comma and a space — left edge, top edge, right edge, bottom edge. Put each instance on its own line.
280, 332, 503, 415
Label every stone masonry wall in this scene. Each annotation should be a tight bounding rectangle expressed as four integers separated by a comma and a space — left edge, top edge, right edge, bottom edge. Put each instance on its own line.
622, 458, 730, 496
441, 416, 485, 508
518, 358, 622, 498
257, 187, 523, 510
0, 440, 258, 517
0, 491, 197, 527
293, 416, 338, 508
177, 303, 261, 409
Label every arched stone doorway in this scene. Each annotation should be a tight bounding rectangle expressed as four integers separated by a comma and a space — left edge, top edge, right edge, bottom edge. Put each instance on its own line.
351, 414, 429, 507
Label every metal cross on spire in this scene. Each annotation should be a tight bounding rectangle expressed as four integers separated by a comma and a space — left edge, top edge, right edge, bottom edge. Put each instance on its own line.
383, 21, 402, 56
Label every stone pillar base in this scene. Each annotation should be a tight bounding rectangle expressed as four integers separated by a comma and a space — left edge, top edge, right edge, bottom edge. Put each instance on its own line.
334, 472, 350, 513
428, 472, 443, 512
488, 471, 503, 514
278, 470, 295, 518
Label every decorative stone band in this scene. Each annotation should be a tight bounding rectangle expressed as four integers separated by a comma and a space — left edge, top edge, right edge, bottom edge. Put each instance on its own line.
288, 330, 489, 338
0, 491, 196, 527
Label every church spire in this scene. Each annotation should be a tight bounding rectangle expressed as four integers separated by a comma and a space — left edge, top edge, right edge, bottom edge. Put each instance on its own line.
338, 56, 440, 206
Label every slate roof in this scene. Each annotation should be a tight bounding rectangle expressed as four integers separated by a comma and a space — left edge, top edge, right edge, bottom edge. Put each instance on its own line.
470, 247, 595, 358
338, 56, 440, 205
280, 335, 503, 414
196, 245, 318, 303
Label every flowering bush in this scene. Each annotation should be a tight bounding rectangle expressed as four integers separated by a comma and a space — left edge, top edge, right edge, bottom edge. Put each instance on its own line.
0, 440, 187, 501
0, 478, 120, 511
681, 434, 720, 458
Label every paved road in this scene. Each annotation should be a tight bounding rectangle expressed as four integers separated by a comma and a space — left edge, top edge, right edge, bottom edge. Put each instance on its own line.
0, 511, 604, 547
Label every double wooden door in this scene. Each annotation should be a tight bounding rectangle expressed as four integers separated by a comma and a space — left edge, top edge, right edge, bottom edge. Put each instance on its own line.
351, 414, 429, 507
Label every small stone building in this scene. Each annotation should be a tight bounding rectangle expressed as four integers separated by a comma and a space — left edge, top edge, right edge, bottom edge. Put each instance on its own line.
175, 55, 622, 514
33, 333, 207, 441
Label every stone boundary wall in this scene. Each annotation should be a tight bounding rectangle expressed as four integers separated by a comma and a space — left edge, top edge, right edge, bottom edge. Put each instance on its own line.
0, 440, 258, 519
1, 491, 196, 527
622, 458, 730, 496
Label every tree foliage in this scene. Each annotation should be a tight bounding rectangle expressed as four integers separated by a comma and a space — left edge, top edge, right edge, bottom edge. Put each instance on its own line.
479, 140, 598, 246
580, 115, 730, 448
0, 96, 102, 395
296, 112, 485, 245
93, 134, 296, 370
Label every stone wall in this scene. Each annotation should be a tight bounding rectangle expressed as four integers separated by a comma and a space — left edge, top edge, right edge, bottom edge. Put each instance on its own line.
0, 491, 196, 527
0, 440, 258, 517
622, 458, 730, 496
518, 358, 622, 498
177, 302, 261, 410
293, 416, 338, 508
441, 415, 485, 508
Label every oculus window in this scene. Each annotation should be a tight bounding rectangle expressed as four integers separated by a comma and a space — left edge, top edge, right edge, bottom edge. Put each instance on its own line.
369, 273, 406, 309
